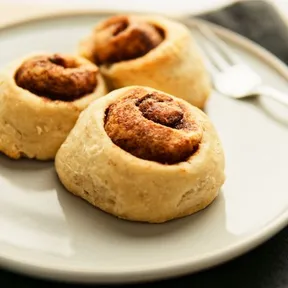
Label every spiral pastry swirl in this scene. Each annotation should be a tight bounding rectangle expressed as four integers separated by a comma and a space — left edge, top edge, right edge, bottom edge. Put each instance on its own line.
104, 89, 202, 164
79, 14, 211, 109
0, 52, 107, 160
88, 15, 163, 65
55, 86, 225, 223
15, 54, 98, 101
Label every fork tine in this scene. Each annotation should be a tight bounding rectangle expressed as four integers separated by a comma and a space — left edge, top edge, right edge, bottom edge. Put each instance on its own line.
197, 31, 230, 71
197, 23, 241, 65
202, 54, 219, 77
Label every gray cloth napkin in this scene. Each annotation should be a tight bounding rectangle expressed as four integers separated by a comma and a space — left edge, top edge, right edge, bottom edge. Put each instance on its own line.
198, 0, 288, 64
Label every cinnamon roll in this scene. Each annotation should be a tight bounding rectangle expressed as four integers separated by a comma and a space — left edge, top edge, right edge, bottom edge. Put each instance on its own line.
0, 52, 108, 160
55, 86, 225, 223
78, 15, 211, 108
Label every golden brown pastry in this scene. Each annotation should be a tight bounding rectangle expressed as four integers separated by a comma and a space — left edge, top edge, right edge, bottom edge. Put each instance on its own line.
78, 15, 211, 108
0, 52, 108, 160
55, 86, 225, 223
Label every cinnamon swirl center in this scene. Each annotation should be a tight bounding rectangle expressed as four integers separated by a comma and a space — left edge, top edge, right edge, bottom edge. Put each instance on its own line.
104, 88, 202, 164
15, 54, 98, 101
91, 15, 164, 65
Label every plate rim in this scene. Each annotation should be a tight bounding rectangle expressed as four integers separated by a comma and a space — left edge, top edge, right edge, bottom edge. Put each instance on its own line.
0, 9, 287, 284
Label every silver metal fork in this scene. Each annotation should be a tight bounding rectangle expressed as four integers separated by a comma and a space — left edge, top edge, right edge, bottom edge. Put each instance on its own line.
196, 23, 288, 107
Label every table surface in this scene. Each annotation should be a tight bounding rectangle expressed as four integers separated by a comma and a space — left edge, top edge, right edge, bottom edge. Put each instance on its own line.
0, 1, 288, 287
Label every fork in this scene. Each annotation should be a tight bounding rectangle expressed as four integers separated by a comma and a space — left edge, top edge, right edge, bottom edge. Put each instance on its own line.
195, 23, 288, 107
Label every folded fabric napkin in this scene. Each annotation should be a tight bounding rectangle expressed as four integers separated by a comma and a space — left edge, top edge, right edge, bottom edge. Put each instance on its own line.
197, 0, 288, 64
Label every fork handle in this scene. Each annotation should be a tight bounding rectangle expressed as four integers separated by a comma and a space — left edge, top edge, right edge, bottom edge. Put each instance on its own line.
257, 85, 288, 107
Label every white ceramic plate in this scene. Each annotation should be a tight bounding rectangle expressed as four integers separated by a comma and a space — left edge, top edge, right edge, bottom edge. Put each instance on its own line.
0, 11, 288, 284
